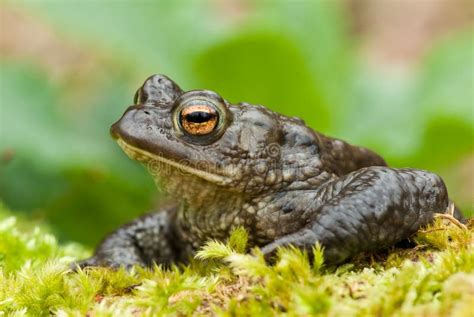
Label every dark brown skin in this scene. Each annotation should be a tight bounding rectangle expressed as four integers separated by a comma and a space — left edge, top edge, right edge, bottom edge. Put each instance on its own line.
75, 74, 460, 269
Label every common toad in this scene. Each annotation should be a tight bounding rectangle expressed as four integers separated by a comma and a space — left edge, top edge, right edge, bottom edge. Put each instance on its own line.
76, 74, 461, 268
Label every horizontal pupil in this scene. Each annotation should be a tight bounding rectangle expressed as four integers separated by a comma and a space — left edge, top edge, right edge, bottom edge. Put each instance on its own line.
185, 111, 216, 123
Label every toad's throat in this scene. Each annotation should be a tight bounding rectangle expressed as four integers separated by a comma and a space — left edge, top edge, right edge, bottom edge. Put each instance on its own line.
116, 139, 231, 184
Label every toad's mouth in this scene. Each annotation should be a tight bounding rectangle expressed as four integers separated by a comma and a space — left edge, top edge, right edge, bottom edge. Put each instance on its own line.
116, 138, 232, 185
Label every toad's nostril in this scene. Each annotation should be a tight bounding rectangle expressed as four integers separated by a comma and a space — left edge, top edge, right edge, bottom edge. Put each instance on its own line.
144, 110, 151, 115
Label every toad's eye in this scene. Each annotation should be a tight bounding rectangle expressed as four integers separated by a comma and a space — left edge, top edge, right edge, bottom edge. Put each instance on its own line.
179, 105, 219, 135
173, 90, 229, 143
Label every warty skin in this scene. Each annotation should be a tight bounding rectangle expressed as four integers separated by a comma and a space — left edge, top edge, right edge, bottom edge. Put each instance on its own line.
75, 74, 462, 268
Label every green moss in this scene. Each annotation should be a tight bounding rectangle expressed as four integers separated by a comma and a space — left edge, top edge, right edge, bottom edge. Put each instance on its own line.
0, 203, 472, 316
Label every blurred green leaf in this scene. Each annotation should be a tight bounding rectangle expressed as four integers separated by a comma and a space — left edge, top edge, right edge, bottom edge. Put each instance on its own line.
412, 116, 473, 169
19, 0, 230, 85
194, 31, 331, 130
336, 67, 422, 160
337, 30, 473, 172
0, 63, 156, 245
410, 31, 474, 170
1, 63, 110, 167
193, 0, 353, 132
252, 0, 354, 125
406, 31, 474, 171
417, 31, 474, 124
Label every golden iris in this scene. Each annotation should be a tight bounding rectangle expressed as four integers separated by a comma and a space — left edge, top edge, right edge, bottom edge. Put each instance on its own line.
179, 105, 218, 135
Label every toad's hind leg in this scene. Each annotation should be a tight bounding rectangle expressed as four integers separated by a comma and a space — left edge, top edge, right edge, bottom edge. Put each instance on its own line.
261, 167, 451, 264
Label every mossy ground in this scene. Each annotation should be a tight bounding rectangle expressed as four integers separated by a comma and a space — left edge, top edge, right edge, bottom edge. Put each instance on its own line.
0, 203, 472, 317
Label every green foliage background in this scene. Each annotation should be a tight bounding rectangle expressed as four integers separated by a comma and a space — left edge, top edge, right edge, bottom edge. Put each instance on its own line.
0, 1, 473, 246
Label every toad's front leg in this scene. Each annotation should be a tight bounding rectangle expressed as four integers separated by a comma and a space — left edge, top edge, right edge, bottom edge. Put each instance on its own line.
73, 206, 185, 269
261, 167, 453, 264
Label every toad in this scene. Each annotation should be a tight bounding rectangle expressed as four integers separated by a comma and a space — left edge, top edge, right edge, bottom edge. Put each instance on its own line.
76, 74, 461, 268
